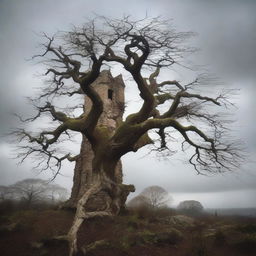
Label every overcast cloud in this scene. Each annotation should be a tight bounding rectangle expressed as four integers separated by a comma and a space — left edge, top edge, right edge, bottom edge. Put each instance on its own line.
0, 0, 255, 208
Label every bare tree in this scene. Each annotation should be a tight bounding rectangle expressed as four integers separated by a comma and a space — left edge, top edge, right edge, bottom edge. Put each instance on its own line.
8, 179, 68, 207
177, 200, 204, 216
140, 186, 171, 208
10, 16, 243, 255
10, 179, 49, 207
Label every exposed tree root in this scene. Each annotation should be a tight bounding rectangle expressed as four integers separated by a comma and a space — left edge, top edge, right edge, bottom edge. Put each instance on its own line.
67, 174, 120, 256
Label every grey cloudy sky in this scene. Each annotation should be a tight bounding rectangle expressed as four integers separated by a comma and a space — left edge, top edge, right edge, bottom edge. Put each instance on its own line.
0, 0, 255, 208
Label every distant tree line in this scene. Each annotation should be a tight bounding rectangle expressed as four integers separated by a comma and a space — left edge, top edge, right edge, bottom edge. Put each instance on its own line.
0, 178, 68, 208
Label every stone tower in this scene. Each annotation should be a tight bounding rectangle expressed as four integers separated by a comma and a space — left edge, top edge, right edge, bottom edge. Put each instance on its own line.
68, 70, 126, 208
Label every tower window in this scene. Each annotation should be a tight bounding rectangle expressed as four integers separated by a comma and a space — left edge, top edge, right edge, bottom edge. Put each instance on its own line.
108, 89, 113, 100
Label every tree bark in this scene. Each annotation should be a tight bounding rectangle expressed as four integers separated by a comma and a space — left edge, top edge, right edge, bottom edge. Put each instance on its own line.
67, 152, 134, 256
65, 135, 125, 210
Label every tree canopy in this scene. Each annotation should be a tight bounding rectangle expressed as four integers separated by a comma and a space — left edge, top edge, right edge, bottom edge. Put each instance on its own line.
12, 16, 242, 176
140, 186, 171, 208
177, 200, 204, 216
128, 185, 171, 209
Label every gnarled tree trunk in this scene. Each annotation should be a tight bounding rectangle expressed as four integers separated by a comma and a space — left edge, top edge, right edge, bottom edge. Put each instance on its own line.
65, 71, 128, 210
67, 149, 134, 256
66, 136, 124, 210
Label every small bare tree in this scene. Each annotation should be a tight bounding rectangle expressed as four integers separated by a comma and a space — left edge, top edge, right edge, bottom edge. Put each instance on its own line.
140, 186, 171, 208
10, 16, 243, 255
8, 179, 68, 207
177, 200, 204, 216
10, 179, 49, 207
